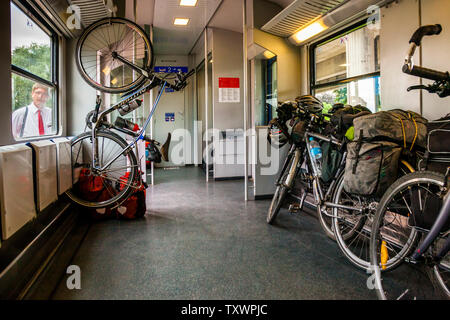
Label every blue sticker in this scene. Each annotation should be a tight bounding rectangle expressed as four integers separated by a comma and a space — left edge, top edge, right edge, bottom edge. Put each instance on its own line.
154, 66, 188, 73
165, 113, 175, 122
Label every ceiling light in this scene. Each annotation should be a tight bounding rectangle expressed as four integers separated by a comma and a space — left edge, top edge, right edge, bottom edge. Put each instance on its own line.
180, 0, 197, 6
263, 51, 276, 59
174, 18, 190, 26
292, 20, 328, 44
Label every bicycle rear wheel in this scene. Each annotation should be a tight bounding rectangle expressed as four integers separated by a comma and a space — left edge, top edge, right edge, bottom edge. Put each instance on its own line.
332, 161, 416, 270
76, 17, 154, 93
66, 130, 139, 208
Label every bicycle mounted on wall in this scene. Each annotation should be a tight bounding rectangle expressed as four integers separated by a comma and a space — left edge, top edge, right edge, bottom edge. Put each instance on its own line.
66, 17, 194, 209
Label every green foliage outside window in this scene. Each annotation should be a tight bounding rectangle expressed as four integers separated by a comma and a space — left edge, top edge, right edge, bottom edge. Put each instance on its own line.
11, 43, 51, 110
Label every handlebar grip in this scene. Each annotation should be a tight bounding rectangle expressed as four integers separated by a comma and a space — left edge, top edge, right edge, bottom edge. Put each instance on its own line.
402, 64, 449, 81
409, 24, 442, 46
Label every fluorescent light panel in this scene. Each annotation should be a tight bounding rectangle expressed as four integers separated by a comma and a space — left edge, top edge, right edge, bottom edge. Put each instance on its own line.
180, 0, 197, 6
174, 18, 190, 25
293, 20, 328, 43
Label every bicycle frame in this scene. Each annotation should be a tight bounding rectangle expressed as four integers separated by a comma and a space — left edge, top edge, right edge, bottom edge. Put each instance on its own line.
303, 131, 363, 214
91, 79, 167, 172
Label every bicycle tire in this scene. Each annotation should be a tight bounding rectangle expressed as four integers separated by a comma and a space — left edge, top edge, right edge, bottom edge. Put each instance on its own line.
267, 152, 297, 224
369, 171, 446, 300
66, 130, 139, 208
76, 17, 154, 94
332, 161, 417, 270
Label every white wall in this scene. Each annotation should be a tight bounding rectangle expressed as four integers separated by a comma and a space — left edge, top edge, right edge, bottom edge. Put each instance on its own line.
380, 0, 450, 119
151, 55, 191, 167
212, 28, 244, 131
421, 0, 450, 120
66, 39, 98, 136
211, 28, 246, 179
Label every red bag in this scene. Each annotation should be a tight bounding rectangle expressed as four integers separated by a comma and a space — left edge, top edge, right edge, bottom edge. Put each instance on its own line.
115, 172, 147, 220
77, 168, 117, 220
77, 168, 104, 201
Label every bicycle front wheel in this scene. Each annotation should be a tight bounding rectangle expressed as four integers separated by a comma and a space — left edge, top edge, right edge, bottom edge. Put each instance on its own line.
76, 17, 154, 93
66, 130, 139, 208
370, 171, 447, 299
267, 151, 298, 224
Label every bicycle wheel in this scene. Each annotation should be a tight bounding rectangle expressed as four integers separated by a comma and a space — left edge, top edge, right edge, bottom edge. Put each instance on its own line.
76, 17, 154, 93
332, 161, 416, 270
267, 151, 298, 224
66, 130, 139, 208
370, 171, 447, 299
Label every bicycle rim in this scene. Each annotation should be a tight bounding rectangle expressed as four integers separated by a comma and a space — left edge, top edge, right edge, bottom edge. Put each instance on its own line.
332, 174, 371, 270
66, 130, 138, 208
333, 161, 417, 270
76, 17, 154, 93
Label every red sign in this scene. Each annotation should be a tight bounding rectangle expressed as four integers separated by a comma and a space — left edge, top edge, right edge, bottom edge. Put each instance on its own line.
219, 77, 240, 88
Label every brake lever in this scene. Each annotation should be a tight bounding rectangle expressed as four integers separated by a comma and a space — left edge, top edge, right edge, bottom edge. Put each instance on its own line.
407, 85, 428, 92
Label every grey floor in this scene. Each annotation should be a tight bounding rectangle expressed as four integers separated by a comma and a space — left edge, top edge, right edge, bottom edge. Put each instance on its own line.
51, 167, 376, 299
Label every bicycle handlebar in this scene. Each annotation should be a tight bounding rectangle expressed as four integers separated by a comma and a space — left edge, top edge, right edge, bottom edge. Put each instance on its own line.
402, 64, 449, 82
403, 24, 449, 83
409, 24, 442, 46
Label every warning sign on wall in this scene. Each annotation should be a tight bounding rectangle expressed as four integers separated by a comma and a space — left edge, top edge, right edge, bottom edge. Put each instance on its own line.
218, 77, 240, 103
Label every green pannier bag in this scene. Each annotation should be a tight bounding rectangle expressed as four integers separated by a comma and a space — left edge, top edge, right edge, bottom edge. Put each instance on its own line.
343, 141, 402, 196
353, 109, 428, 149
321, 141, 343, 183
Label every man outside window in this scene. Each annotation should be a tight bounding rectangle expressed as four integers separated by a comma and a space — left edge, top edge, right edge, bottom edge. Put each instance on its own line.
12, 83, 52, 139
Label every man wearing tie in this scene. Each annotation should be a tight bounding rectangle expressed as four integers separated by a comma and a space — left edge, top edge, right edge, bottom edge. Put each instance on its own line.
12, 83, 52, 139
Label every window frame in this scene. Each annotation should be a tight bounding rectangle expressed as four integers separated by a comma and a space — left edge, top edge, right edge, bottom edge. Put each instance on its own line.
309, 19, 381, 94
11, 0, 60, 140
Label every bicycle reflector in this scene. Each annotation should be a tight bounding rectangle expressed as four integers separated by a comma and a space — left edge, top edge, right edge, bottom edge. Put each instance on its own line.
380, 240, 389, 270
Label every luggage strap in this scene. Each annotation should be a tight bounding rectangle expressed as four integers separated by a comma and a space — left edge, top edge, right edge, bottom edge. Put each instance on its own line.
391, 112, 419, 151
352, 129, 364, 174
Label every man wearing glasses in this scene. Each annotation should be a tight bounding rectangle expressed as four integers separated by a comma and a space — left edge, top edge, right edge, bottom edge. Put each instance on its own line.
12, 83, 52, 139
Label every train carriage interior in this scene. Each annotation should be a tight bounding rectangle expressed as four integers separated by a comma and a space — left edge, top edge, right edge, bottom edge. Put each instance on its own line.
0, 0, 449, 304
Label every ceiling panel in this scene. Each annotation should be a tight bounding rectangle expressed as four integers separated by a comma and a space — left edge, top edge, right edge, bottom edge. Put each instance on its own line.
208, 0, 243, 34
152, 0, 222, 55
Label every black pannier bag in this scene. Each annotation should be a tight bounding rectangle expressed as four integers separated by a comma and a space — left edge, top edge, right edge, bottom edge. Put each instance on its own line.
409, 187, 450, 231
329, 105, 372, 139
343, 141, 402, 196
427, 113, 450, 154
418, 113, 450, 172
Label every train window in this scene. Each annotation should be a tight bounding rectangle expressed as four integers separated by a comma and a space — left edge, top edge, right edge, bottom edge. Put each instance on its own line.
10, 1, 59, 140
310, 22, 381, 113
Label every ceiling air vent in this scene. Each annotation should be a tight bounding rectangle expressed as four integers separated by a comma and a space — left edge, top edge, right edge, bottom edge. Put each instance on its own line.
261, 0, 349, 38
68, 0, 112, 28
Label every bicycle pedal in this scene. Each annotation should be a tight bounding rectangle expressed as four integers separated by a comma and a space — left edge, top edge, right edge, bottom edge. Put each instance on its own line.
289, 204, 302, 213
